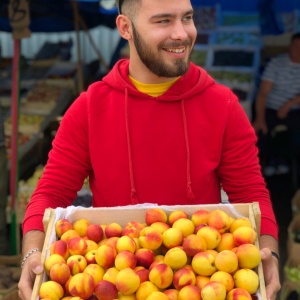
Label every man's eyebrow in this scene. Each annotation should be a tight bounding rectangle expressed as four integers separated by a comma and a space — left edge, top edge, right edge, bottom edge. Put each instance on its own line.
150, 9, 194, 20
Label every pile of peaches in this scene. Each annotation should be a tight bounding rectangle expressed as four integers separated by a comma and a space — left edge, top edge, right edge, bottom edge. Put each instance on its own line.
39, 208, 262, 300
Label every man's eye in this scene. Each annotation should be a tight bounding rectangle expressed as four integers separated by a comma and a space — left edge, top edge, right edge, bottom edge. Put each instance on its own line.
158, 19, 169, 23
183, 15, 193, 21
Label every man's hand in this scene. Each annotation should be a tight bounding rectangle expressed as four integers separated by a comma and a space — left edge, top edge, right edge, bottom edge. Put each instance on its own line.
260, 248, 281, 300
18, 251, 43, 300
252, 119, 268, 134
277, 102, 291, 119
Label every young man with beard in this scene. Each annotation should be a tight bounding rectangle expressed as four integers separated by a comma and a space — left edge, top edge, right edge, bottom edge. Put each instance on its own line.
18, 0, 280, 299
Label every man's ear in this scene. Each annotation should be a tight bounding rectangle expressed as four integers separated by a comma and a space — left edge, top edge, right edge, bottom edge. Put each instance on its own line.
116, 15, 132, 40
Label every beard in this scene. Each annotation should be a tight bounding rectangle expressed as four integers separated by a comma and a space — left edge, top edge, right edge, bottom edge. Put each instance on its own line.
132, 22, 193, 78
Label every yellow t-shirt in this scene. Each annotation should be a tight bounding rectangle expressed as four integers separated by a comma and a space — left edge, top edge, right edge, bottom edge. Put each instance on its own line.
129, 76, 180, 97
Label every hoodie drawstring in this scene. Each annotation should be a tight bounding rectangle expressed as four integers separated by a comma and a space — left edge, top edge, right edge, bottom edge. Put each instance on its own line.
181, 99, 195, 200
125, 90, 194, 203
125, 88, 139, 204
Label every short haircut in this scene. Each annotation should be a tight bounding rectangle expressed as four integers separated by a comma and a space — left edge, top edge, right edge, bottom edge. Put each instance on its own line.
116, 0, 139, 17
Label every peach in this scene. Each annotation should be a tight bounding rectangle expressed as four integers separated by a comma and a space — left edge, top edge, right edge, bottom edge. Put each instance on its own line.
226, 287, 252, 300
229, 218, 252, 234
95, 244, 117, 269
149, 257, 164, 271
146, 291, 169, 300
103, 267, 119, 284
135, 248, 155, 268
182, 234, 206, 256
115, 268, 141, 295
164, 247, 187, 270
195, 275, 210, 290
49, 262, 71, 285
67, 255, 87, 275
164, 289, 179, 300
63, 276, 72, 297
118, 295, 136, 300
150, 222, 170, 234
61, 230, 80, 244
50, 239, 69, 261
145, 208, 167, 226
194, 223, 207, 234
105, 237, 119, 249
210, 271, 234, 293
173, 266, 196, 290
233, 226, 257, 246
168, 210, 188, 226
178, 285, 201, 300
68, 237, 88, 256
162, 228, 184, 249
196, 226, 221, 250
115, 250, 137, 270
44, 254, 66, 276
55, 219, 73, 238
191, 209, 209, 227
39, 280, 64, 300
73, 218, 91, 237
233, 268, 259, 295
206, 249, 218, 258
135, 281, 159, 300
86, 224, 104, 243
139, 227, 163, 250
83, 263, 105, 285
122, 221, 145, 238
215, 250, 238, 273
85, 240, 99, 252
105, 222, 123, 238
134, 266, 150, 283
235, 243, 261, 269
191, 252, 216, 276
116, 236, 137, 253
207, 209, 231, 234
172, 218, 195, 238
216, 232, 235, 252
201, 281, 226, 300
85, 250, 97, 264
94, 280, 118, 300
68, 273, 95, 299
149, 263, 173, 289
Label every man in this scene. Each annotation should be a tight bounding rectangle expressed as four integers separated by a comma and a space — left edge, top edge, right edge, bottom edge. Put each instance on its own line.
253, 33, 300, 176
18, 1, 280, 299
0, 105, 8, 255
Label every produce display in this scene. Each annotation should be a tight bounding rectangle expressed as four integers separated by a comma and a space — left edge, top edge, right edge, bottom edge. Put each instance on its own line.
39, 207, 263, 300
4, 114, 45, 136
20, 80, 66, 115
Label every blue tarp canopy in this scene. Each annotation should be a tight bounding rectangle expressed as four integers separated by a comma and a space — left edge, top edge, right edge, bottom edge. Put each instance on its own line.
0, 0, 118, 33
0, 0, 300, 34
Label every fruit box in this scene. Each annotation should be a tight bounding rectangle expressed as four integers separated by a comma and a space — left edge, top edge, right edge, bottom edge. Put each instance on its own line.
31, 202, 266, 300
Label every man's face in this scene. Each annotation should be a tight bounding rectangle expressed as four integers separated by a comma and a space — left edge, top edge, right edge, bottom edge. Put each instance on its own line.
129, 0, 197, 78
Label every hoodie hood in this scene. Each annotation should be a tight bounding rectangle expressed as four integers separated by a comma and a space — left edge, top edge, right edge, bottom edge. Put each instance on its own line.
102, 59, 215, 101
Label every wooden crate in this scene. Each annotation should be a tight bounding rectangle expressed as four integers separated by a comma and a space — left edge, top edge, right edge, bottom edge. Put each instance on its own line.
31, 202, 265, 300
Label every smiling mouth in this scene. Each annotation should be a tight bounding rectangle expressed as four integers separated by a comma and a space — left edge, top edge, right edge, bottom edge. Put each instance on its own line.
164, 47, 186, 53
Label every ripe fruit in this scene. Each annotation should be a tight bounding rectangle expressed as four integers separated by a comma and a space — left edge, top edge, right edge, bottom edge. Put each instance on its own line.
233, 268, 259, 295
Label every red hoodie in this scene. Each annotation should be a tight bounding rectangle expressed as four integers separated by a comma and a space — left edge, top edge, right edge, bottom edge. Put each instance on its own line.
23, 60, 278, 239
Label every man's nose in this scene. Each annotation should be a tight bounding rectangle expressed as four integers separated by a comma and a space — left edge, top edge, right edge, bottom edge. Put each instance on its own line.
170, 21, 189, 40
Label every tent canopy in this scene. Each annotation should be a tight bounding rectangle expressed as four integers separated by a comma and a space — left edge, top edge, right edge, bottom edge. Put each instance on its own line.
0, 0, 117, 33
0, 0, 299, 34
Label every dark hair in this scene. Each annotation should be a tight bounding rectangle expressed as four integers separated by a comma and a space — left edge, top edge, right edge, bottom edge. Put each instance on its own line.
291, 32, 300, 42
117, 0, 124, 14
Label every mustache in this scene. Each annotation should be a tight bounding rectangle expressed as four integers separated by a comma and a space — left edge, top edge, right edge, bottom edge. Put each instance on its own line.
160, 39, 193, 48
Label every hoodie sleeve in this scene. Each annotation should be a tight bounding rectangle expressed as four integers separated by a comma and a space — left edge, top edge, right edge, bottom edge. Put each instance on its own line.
22, 92, 91, 234
216, 91, 278, 240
